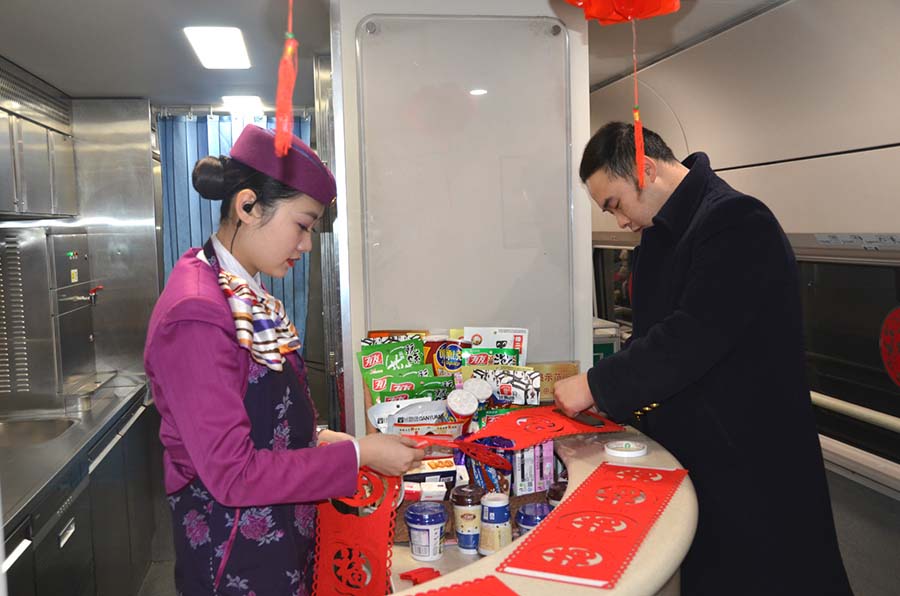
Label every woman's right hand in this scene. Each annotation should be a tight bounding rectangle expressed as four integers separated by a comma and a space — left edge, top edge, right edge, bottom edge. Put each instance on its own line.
357, 434, 425, 477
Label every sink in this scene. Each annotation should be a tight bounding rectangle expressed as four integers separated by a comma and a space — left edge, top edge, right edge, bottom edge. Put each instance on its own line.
0, 416, 77, 448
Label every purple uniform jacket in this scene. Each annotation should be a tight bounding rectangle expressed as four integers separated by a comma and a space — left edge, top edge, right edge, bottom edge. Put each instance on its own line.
144, 248, 358, 506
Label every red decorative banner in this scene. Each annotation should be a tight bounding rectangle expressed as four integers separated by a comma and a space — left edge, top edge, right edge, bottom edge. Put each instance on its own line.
880, 307, 900, 388
497, 463, 687, 589
464, 405, 625, 450
412, 575, 519, 596
313, 468, 401, 596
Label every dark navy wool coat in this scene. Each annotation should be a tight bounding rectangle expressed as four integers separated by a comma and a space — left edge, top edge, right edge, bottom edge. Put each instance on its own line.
589, 153, 852, 595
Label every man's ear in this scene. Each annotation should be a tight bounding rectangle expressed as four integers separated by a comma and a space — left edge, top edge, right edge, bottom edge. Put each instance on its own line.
644, 157, 658, 185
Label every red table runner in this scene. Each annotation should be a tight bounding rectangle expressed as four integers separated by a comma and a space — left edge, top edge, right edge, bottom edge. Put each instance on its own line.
498, 463, 687, 589
411, 575, 519, 595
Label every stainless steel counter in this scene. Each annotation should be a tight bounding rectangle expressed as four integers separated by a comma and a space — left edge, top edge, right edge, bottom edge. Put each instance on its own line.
1, 381, 148, 533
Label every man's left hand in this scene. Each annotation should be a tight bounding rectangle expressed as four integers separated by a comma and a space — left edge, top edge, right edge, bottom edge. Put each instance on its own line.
553, 373, 596, 418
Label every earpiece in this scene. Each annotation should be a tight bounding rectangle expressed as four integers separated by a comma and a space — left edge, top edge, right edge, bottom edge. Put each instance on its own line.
242, 201, 256, 214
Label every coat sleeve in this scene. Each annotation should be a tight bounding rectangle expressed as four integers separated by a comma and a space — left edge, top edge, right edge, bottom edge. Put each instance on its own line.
587, 199, 788, 421
147, 305, 359, 507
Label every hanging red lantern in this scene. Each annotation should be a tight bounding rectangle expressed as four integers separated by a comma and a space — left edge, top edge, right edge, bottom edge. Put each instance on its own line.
565, 1, 680, 187
565, 0, 680, 25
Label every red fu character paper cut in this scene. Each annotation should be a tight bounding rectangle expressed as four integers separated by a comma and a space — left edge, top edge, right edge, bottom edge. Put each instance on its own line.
464, 405, 624, 450
313, 467, 401, 596
498, 463, 687, 589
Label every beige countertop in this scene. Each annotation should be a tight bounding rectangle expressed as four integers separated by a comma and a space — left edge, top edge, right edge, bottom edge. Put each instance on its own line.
392, 428, 697, 595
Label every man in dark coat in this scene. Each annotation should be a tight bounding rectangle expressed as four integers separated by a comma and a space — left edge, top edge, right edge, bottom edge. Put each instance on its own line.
555, 122, 852, 595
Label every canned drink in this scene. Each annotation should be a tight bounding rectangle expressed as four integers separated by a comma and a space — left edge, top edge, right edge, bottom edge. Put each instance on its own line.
478, 493, 512, 555
547, 481, 568, 509
450, 484, 484, 555
515, 502, 552, 537
405, 502, 446, 562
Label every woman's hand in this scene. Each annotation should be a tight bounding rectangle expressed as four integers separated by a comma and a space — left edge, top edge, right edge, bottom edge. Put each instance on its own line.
357, 434, 425, 477
317, 429, 355, 446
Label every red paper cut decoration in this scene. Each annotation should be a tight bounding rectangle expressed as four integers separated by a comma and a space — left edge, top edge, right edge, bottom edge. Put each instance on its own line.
498, 463, 687, 589
411, 575, 519, 596
313, 467, 401, 596
464, 405, 625, 450
880, 307, 900, 388
274, 0, 299, 157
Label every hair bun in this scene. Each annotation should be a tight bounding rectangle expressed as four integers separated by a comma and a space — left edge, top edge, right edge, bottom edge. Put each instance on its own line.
192, 156, 228, 200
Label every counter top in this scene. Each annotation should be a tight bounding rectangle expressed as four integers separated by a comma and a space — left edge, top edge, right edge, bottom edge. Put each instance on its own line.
1, 380, 148, 534
392, 428, 697, 595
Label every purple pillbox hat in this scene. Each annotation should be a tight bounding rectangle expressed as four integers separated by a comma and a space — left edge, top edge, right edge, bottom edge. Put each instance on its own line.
229, 125, 336, 205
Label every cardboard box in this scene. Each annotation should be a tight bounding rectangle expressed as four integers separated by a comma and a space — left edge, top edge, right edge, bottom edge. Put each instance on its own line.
529, 361, 579, 402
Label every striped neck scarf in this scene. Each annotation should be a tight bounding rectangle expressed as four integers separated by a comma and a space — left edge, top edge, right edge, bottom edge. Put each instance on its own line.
199, 239, 301, 372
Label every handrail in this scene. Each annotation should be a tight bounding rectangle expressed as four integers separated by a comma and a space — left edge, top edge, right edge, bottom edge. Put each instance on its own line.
810, 391, 900, 434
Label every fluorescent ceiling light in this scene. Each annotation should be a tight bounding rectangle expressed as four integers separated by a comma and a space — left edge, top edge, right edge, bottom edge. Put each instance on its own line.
222, 96, 264, 112
469, 89, 488, 96
184, 27, 251, 69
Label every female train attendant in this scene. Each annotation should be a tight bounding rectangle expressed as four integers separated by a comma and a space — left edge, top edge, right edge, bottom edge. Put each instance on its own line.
145, 125, 424, 596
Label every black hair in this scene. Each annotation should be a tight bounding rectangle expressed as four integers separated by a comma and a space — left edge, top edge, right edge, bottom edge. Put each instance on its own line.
192, 156, 299, 223
579, 121, 677, 186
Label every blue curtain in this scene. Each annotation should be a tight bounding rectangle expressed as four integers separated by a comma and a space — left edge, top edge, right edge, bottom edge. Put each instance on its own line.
158, 114, 314, 344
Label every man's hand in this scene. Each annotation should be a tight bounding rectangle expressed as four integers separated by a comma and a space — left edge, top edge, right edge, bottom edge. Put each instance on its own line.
553, 373, 596, 418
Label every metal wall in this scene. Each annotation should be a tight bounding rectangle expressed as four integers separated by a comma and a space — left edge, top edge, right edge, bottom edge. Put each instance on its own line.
589, 0, 900, 237
72, 99, 159, 376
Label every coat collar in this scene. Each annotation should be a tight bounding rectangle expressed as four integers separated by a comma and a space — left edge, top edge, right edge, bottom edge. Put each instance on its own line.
650, 152, 712, 243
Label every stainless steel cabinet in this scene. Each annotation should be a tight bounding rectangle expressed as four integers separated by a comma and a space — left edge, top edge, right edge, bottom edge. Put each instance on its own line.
33, 480, 93, 596
50, 131, 77, 215
88, 424, 133, 596
0, 111, 15, 213
15, 118, 53, 215
2, 518, 37, 596
122, 404, 154, 595
88, 400, 155, 596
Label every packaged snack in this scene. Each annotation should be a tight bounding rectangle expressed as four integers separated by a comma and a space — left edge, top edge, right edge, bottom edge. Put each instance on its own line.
471, 368, 541, 405
366, 329, 428, 339
358, 338, 424, 373
368, 397, 433, 433
369, 375, 455, 404
463, 327, 529, 365
534, 440, 555, 493
462, 347, 520, 367
460, 364, 533, 382
361, 333, 424, 346
365, 364, 432, 395
424, 339, 472, 378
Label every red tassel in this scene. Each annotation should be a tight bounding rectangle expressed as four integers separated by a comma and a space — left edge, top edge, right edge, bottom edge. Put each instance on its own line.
274, 0, 298, 157
631, 18, 645, 189
634, 107, 645, 189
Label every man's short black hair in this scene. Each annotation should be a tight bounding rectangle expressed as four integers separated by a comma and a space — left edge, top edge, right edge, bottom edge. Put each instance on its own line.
579, 121, 677, 184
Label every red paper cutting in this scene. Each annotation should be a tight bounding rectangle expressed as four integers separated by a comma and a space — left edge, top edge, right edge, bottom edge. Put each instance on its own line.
411, 575, 519, 596
464, 405, 625, 450
313, 467, 401, 596
880, 307, 900, 388
497, 463, 687, 589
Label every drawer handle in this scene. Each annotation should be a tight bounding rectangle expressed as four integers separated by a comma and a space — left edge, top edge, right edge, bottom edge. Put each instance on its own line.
58, 517, 76, 549
1, 539, 32, 573
89, 433, 122, 473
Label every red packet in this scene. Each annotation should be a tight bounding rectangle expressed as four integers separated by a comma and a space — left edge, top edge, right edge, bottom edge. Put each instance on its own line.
412, 575, 519, 595
464, 405, 625, 450
497, 463, 687, 589
313, 468, 401, 596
